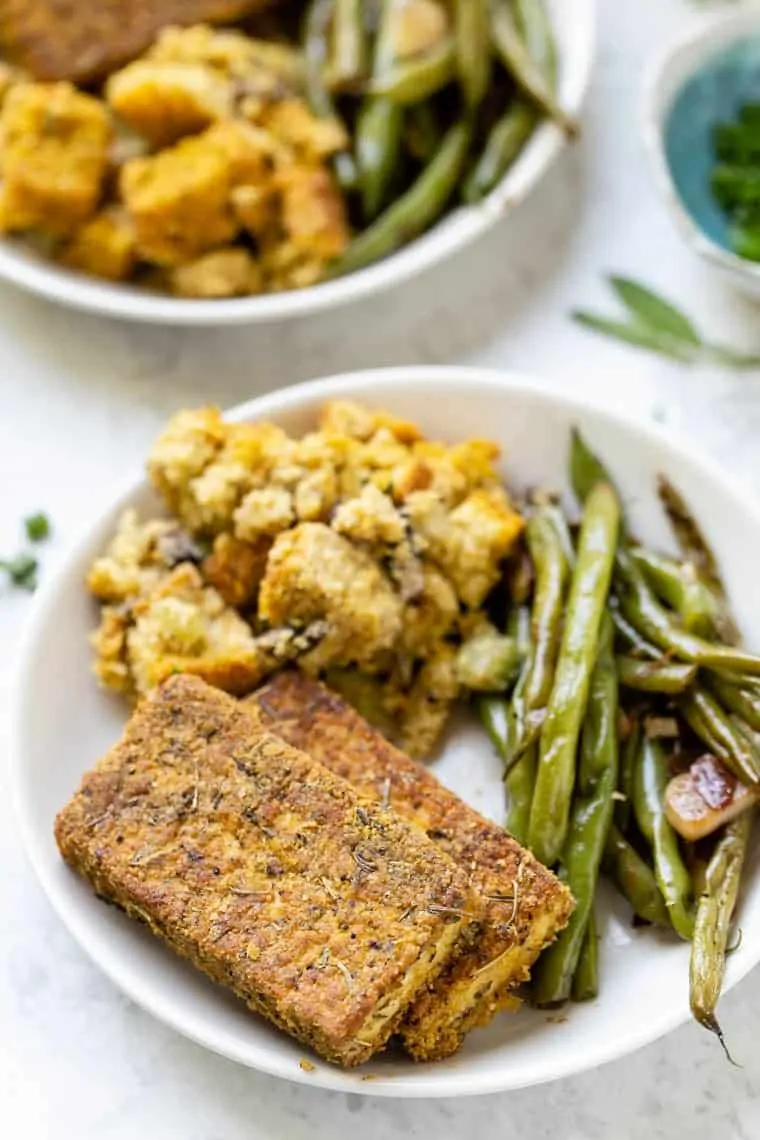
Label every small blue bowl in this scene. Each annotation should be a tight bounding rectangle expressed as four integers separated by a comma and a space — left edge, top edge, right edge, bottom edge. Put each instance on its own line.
644, 9, 760, 297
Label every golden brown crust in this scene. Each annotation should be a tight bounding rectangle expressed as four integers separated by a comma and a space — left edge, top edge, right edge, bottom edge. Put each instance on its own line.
55, 675, 479, 1067
0, 1, 270, 83
246, 672, 574, 1060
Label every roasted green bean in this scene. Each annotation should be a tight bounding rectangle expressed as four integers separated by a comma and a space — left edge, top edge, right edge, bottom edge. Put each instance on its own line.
305, 0, 358, 190
519, 509, 570, 747
571, 907, 598, 1002
490, 0, 575, 135
569, 428, 623, 520
454, 0, 491, 110
633, 736, 695, 940
708, 675, 760, 733
678, 688, 760, 786
506, 741, 537, 844
632, 547, 717, 637
658, 474, 740, 645
330, 0, 368, 89
690, 810, 753, 1057
528, 482, 621, 866
615, 548, 760, 677
603, 824, 670, 926
513, 0, 557, 87
611, 606, 660, 659
370, 36, 456, 104
615, 717, 640, 832
617, 655, 697, 694
403, 101, 443, 161
533, 615, 618, 1005
462, 102, 536, 203
331, 119, 471, 275
478, 694, 512, 758
356, 0, 403, 219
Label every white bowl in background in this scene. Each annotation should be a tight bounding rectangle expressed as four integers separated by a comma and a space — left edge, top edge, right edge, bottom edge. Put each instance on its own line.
12, 366, 760, 1098
643, 6, 760, 299
0, 1, 595, 324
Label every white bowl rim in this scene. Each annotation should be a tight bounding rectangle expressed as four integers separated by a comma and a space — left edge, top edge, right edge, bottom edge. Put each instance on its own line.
642, 5, 760, 282
12, 364, 760, 1098
0, 1, 595, 325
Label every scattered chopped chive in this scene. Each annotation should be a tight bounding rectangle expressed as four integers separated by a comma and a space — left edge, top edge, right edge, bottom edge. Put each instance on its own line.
0, 553, 38, 591
25, 512, 51, 542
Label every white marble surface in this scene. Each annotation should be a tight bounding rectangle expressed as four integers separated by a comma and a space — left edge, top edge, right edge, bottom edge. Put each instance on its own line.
3, 1, 760, 1136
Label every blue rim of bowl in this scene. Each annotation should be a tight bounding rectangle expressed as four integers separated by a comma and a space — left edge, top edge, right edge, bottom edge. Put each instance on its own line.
643, 8, 760, 283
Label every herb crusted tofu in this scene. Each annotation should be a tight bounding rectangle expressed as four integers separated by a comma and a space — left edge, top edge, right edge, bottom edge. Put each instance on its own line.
55, 675, 481, 1068
246, 672, 575, 1061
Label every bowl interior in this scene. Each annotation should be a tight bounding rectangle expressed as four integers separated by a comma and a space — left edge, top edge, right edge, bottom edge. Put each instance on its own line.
0, 0, 594, 324
12, 368, 760, 1098
664, 33, 760, 252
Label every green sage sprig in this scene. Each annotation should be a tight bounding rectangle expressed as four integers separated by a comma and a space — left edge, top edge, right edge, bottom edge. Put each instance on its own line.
573, 276, 760, 369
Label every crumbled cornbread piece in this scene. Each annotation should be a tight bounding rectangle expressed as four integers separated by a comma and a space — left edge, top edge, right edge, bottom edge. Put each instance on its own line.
92, 401, 525, 753
0, 82, 111, 234
120, 126, 237, 265
106, 60, 233, 146
87, 509, 204, 603
262, 99, 348, 161
171, 247, 263, 298
231, 183, 279, 240
259, 523, 404, 672
276, 165, 350, 261
148, 25, 304, 94
60, 208, 135, 281
126, 563, 266, 695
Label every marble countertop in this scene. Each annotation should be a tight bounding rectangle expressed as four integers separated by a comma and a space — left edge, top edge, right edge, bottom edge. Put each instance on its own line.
3, 2, 760, 1136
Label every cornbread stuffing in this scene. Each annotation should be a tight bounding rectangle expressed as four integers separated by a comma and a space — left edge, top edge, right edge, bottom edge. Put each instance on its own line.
88, 401, 524, 757
0, 24, 350, 296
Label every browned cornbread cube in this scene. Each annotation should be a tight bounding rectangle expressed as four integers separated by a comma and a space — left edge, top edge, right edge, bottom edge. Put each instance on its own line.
246, 672, 574, 1061
55, 675, 479, 1068
0, 82, 111, 235
0, 1, 271, 83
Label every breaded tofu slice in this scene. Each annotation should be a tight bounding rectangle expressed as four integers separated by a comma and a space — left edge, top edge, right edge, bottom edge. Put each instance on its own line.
246, 672, 574, 1061
55, 675, 480, 1068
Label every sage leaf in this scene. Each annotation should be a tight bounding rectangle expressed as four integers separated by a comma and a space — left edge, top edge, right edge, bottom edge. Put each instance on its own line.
572, 311, 699, 363
609, 276, 702, 347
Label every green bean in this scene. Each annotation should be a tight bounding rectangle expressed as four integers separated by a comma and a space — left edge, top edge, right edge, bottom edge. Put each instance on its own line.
690, 810, 753, 1058
631, 547, 717, 637
454, 0, 491, 110
508, 604, 532, 657
569, 428, 624, 522
578, 614, 617, 793
617, 655, 697, 695
572, 907, 598, 1002
658, 475, 740, 646
603, 824, 670, 926
506, 741, 537, 844
709, 675, 760, 733
304, 0, 358, 191
356, 0, 404, 219
542, 502, 576, 568
331, 0, 368, 89
462, 102, 536, 203
403, 101, 443, 162
527, 482, 621, 867
611, 606, 660, 659
369, 36, 456, 103
615, 548, 760, 677
519, 509, 570, 748
513, 0, 557, 87
615, 717, 640, 832
678, 688, 760, 786
633, 736, 695, 940
490, 0, 576, 136
478, 694, 512, 759
330, 119, 471, 275
533, 614, 618, 1005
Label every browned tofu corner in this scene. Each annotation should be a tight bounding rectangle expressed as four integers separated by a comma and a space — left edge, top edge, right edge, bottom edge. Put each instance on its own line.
55, 675, 481, 1068
245, 671, 574, 1061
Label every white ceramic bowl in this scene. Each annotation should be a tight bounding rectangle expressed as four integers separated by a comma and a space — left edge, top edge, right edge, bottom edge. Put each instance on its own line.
0, 1, 595, 324
643, 7, 760, 299
11, 367, 760, 1098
